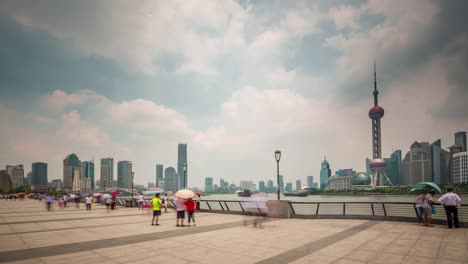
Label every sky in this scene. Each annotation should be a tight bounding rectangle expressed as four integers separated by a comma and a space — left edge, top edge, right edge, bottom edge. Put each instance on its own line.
0, 0, 467, 188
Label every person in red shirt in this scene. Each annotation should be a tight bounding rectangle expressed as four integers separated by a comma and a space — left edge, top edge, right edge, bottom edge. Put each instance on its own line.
185, 198, 196, 227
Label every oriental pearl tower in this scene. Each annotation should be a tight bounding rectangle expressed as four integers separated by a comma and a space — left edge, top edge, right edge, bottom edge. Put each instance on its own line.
368, 62, 393, 188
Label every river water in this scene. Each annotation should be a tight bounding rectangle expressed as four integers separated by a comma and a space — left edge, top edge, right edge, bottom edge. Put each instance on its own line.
201, 193, 468, 203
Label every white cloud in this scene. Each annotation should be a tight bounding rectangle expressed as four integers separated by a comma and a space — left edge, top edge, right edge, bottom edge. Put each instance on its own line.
329, 5, 362, 31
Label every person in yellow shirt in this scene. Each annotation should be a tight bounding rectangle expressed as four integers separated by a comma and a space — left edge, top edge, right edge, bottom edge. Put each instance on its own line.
151, 193, 162, 226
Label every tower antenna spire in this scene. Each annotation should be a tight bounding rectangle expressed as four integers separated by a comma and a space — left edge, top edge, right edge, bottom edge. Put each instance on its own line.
373, 60, 378, 106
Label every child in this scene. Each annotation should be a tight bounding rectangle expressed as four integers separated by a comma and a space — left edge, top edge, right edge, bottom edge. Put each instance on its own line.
185, 198, 196, 227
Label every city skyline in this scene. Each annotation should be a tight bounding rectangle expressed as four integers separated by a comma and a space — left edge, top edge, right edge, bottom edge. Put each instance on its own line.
1, 1, 468, 188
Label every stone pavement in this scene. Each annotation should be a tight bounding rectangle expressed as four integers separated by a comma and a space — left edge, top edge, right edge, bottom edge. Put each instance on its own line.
0, 200, 467, 264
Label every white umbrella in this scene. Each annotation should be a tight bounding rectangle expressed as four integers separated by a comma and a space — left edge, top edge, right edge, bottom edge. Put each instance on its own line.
69, 194, 77, 199
175, 189, 195, 199
102, 193, 112, 199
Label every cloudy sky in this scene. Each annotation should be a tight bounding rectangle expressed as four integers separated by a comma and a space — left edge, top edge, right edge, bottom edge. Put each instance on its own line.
0, 0, 467, 188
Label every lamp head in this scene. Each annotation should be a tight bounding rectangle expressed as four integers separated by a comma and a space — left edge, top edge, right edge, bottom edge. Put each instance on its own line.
275, 150, 281, 162
183, 163, 187, 172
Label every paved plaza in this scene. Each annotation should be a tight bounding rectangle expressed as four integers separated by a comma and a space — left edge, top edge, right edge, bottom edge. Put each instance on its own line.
0, 200, 467, 264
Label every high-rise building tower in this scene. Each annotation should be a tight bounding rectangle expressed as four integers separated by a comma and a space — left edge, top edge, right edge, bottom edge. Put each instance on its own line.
205, 177, 214, 191
279, 175, 284, 193
164, 167, 178, 192
82, 161, 95, 190
320, 157, 331, 189
156, 164, 163, 188
63, 154, 81, 192
368, 63, 393, 188
31, 162, 48, 185
452, 152, 468, 184
307, 176, 314, 188
9, 165, 24, 189
117, 161, 132, 188
295, 180, 301, 191
259, 180, 266, 192
100, 158, 114, 191
177, 143, 188, 189
455, 132, 467, 152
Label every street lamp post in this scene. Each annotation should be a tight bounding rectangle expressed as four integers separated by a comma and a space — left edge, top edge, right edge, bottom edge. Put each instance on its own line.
182, 163, 187, 189
275, 150, 281, 200
131, 172, 134, 207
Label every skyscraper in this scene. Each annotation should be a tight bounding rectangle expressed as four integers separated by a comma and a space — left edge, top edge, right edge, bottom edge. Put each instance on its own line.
307, 176, 314, 188
31, 162, 48, 185
63, 154, 81, 191
156, 164, 163, 188
0, 170, 12, 191
267, 180, 274, 189
100, 158, 114, 191
295, 180, 301, 191
455, 132, 467, 152
368, 63, 393, 188
81, 161, 95, 190
385, 150, 402, 185
285, 183, 293, 192
205, 177, 213, 191
320, 157, 331, 190
430, 139, 450, 185
403, 142, 432, 185
177, 143, 188, 189
117, 161, 132, 188
259, 180, 265, 192
164, 167, 178, 192
452, 152, 468, 184
9, 165, 24, 189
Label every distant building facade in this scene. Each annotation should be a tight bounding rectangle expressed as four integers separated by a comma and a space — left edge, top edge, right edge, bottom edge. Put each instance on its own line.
117, 161, 132, 188
452, 152, 468, 184
9, 165, 24, 189
81, 161, 95, 190
259, 180, 265, 192
100, 158, 114, 191
164, 167, 178, 192
307, 176, 314, 188
177, 143, 188, 189
63, 154, 81, 192
403, 142, 432, 185
296, 180, 301, 191
320, 157, 331, 190
0, 170, 12, 191
156, 164, 163, 188
50, 179, 63, 190
205, 177, 213, 191
279, 175, 284, 193
240, 181, 256, 191
31, 162, 48, 185
455, 132, 467, 152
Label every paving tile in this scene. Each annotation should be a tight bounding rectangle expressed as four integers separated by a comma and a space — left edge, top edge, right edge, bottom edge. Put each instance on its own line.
369, 252, 405, 264
401, 255, 435, 264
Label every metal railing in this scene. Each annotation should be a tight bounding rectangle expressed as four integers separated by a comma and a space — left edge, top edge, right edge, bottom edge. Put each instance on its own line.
198, 200, 467, 226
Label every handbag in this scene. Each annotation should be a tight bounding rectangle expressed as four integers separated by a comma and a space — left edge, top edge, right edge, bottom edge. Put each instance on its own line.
431, 205, 436, 214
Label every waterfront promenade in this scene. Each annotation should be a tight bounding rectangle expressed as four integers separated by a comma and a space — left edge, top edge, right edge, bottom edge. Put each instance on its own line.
0, 200, 467, 264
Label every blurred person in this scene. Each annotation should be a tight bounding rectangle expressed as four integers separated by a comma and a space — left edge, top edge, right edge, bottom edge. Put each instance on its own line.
63, 195, 68, 208
151, 193, 162, 226
175, 197, 187, 227
196, 194, 201, 212
85, 195, 92, 210
163, 193, 170, 213
415, 190, 427, 224
58, 196, 64, 208
45, 194, 54, 211
75, 195, 80, 208
438, 188, 462, 229
185, 198, 196, 227
138, 193, 145, 210
423, 190, 436, 227
105, 196, 112, 213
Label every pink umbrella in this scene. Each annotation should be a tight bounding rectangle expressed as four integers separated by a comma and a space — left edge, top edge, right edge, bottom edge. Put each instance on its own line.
111, 191, 120, 196
92, 193, 102, 197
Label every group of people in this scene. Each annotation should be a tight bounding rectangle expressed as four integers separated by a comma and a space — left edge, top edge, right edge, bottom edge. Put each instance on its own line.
148, 193, 199, 227
416, 188, 461, 228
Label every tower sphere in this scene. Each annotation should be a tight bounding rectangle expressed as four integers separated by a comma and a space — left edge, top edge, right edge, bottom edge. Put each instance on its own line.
368, 106, 384, 119
369, 158, 386, 171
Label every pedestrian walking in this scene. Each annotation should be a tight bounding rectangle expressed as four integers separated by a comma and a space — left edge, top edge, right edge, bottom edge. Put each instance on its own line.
63, 195, 68, 208
105, 197, 112, 213
85, 195, 92, 210
185, 198, 196, 227
151, 194, 162, 226
437, 188, 461, 229
138, 194, 145, 210
415, 190, 427, 224
45, 194, 53, 211
163, 193, 169, 213
196, 194, 201, 212
423, 190, 436, 227
175, 197, 186, 227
